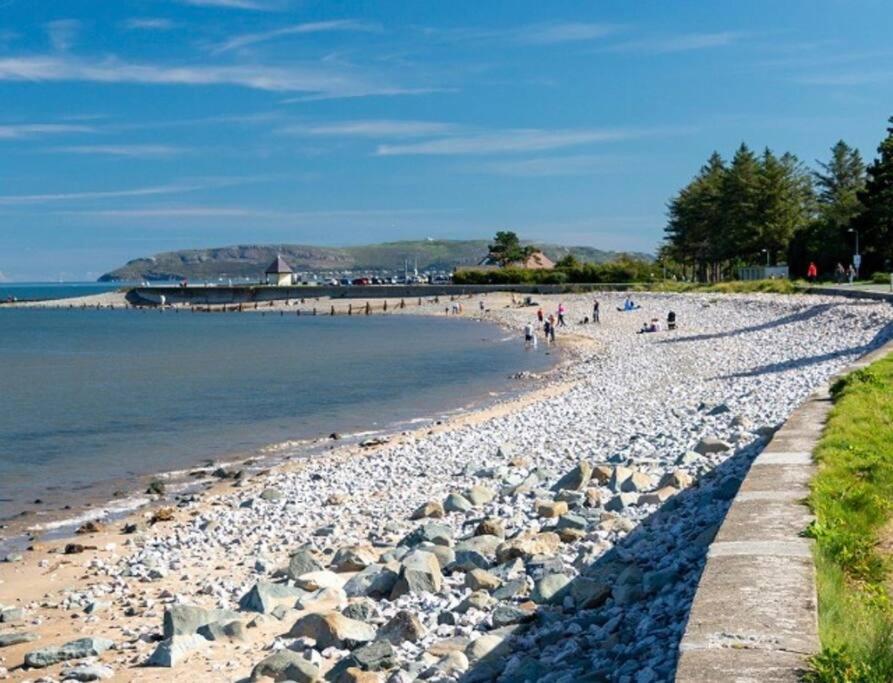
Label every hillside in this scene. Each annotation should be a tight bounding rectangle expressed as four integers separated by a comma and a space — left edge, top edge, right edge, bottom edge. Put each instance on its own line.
99, 240, 653, 282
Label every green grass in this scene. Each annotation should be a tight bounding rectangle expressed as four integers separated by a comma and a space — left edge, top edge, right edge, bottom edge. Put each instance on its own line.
805, 353, 893, 682
630, 278, 803, 294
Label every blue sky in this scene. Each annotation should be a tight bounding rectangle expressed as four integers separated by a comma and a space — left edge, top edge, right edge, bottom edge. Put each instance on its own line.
1, 1, 891, 280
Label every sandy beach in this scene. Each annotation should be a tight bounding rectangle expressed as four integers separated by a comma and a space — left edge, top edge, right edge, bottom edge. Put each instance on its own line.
1, 290, 891, 682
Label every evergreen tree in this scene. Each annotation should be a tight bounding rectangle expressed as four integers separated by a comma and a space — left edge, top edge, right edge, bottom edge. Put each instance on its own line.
855, 117, 893, 269
815, 140, 866, 230
664, 152, 725, 280
756, 150, 814, 265
719, 143, 762, 266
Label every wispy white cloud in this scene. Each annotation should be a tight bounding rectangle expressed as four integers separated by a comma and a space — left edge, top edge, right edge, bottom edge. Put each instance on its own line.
176, 0, 283, 10
517, 22, 619, 45
212, 20, 380, 54
55, 206, 454, 221
471, 154, 617, 177
795, 70, 893, 86
0, 123, 94, 139
422, 22, 621, 46
0, 55, 438, 99
0, 179, 242, 206
376, 127, 683, 156
281, 119, 456, 138
46, 19, 82, 52
46, 144, 188, 158
602, 31, 742, 54
123, 18, 178, 31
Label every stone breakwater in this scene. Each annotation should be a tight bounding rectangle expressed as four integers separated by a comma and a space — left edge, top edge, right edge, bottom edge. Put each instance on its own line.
1, 292, 892, 683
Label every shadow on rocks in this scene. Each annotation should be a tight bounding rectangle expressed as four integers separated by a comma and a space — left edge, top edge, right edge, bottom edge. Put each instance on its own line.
657, 302, 840, 345
460, 444, 767, 683
713, 320, 893, 380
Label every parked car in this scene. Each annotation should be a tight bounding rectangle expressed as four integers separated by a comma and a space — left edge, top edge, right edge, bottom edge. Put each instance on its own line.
352, 277, 371, 286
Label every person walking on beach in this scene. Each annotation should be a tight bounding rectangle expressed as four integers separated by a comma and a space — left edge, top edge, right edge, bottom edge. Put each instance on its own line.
807, 262, 818, 282
524, 321, 535, 347
848, 263, 856, 284
557, 303, 567, 327
537, 308, 544, 323
592, 299, 600, 323
835, 263, 846, 283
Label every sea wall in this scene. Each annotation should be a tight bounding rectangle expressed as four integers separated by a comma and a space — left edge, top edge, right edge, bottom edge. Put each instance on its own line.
676, 337, 893, 681
127, 283, 634, 306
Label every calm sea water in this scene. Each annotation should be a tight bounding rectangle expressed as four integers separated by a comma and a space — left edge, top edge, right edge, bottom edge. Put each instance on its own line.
0, 282, 131, 302
0, 309, 552, 519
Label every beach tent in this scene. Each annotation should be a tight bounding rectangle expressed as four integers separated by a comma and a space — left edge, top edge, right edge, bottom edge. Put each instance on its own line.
265, 255, 294, 286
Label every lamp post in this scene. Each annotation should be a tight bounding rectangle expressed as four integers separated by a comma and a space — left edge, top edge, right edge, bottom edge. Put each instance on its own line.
848, 227, 860, 277
761, 248, 769, 267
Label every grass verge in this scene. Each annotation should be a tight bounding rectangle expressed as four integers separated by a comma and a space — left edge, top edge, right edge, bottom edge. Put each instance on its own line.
805, 352, 893, 682
630, 278, 803, 294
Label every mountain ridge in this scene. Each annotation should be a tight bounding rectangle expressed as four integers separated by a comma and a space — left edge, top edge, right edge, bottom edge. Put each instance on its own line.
99, 240, 653, 282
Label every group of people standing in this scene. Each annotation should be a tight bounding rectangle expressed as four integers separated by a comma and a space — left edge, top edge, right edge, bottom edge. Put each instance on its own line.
524, 299, 604, 347
807, 261, 858, 284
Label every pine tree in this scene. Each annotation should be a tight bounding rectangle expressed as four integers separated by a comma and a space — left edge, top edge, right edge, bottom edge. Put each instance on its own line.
815, 140, 865, 230
719, 143, 762, 267
855, 117, 893, 269
664, 152, 725, 280
756, 150, 814, 265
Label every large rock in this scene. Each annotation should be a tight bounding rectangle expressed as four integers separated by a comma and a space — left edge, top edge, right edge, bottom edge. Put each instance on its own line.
474, 518, 505, 538
330, 545, 378, 572
659, 469, 693, 489
147, 634, 208, 667
197, 620, 246, 642
60, 664, 114, 681
25, 637, 114, 668
638, 486, 678, 506
163, 604, 240, 638
288, 611, 376, 650
297, 586, 347, 611
535, 500, 568, 518
377, 610, 426, 644
491, 603, 535, 628
495, 531, 560, 563
250, 650, 321, 682
411, 501, 444, 520
465, 568, 502, 591
239, 580, 306, 613
466, 485, 496, 506
465, 634, 509, 664
551, 461, 592, 492
343, 563, 399, 599
0, 631, 37, 647
391, 550, 443, 598
570, 577, 611, 608
287, 549, 324, 580
443, 493, 473, 513
694, 437, 731, 455
341, 640, 395, 673
604, 493, 639, 512
295, 569, 343, 591
531, 573, 571, 604
400, 522, 453, 548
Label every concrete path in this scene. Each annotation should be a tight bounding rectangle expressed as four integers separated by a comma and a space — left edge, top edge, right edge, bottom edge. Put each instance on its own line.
677, 338, 893, 682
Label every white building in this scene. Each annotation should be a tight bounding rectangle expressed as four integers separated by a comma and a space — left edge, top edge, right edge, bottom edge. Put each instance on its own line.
265, 255, 294, 286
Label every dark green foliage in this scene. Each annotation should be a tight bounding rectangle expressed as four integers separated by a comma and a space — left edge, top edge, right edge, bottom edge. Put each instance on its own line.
855, 117, 893, 272
487, 231, 533, 266
453, 255, 656, 285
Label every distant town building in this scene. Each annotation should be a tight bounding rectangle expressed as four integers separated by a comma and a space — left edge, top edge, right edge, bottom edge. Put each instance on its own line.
518, 251, 555, 270
477, 250, 555, 270
265, 255, 294, 286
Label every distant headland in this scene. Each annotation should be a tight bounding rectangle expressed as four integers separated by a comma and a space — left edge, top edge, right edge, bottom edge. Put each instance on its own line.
98, 240, 653, 283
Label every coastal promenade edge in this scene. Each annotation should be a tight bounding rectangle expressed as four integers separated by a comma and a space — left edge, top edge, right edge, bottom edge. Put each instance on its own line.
675, 337, 893, 682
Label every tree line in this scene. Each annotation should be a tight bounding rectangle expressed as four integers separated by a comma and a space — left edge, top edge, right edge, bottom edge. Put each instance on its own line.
662, 116, 893, 280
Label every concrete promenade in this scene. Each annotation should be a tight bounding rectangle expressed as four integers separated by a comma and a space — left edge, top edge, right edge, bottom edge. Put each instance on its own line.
677, 337, 893, 681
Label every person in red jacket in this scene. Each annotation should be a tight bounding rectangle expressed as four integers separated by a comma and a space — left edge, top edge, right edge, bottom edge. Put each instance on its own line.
807, 262, 818, 281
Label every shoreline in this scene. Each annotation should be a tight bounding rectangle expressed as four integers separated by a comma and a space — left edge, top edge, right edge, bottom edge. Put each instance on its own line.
0, 299, 570, 554
1, 290, 889, 682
